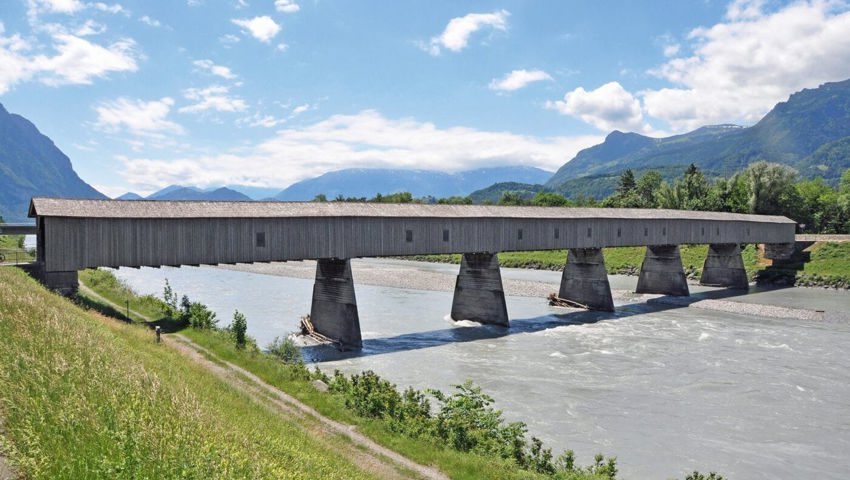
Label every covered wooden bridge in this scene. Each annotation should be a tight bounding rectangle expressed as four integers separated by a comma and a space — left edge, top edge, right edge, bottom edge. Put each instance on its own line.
28, 198, 796, 348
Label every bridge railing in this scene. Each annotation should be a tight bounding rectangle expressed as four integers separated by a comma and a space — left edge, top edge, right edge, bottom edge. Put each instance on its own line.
0, 248, 37, 265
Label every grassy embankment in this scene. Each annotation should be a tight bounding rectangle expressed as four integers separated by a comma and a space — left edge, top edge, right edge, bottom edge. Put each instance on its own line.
0, 266, 382, 480
76, 269, 616, 480
412, 243, 850, 288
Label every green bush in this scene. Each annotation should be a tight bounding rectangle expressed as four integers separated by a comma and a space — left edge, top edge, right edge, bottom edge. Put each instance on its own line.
231, 310, 248, 349
267, 336, 303, 364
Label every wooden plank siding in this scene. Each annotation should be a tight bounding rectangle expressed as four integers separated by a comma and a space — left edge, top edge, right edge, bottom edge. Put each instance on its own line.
39, 213, 795, 272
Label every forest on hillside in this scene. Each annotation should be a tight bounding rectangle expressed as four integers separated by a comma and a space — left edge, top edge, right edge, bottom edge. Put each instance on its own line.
312, 161, 850, 235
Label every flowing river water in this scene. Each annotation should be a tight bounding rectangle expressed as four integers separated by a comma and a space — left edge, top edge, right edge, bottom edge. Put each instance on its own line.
111, 259, 850, 479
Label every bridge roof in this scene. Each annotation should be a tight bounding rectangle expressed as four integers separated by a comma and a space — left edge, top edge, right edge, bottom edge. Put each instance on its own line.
28, 197, 796, 224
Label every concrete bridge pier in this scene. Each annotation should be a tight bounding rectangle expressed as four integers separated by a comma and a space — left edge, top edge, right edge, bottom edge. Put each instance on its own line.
451, 252, 509, 326
310, 258, 362, 349
558, 248, 614, 311
700, 243, 748, 288
635, 245, 690, 296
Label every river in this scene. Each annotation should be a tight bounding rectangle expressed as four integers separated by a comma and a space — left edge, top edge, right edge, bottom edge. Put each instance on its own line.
111, 259, 850, 479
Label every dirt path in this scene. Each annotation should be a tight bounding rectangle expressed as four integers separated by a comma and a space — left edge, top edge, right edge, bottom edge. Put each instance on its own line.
78, 280, 448, 480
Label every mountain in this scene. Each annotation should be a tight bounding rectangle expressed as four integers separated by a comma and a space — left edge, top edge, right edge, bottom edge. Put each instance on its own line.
547, 79, 850, 195
468, 182, 547, 204
146, 186, 251, 201
0, 103, 105, 223
115, 192, 144, 200
274, 166, 553, 201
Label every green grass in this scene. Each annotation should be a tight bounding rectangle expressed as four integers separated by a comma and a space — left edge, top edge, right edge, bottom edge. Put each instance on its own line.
0, 235, 34, 263
79, 268, 166, 322
801, 242, 850, 277
413, 244, 764, 280
0, 267, 377, 479
76, 269, 609, 480
180, 328, 563, 480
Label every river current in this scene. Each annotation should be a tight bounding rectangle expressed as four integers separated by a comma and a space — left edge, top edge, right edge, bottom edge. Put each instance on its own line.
111, 260, 850, 479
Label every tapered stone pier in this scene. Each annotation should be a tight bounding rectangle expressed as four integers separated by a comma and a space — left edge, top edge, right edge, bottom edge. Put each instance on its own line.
558, 248, 614, 311
310, 258, 362, 349
451, 253, 509, 326
700, 243, 748, 289
635, 245, 690, 296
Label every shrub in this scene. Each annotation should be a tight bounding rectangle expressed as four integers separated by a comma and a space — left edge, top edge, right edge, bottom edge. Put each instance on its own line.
187, 302, 217, 329
231, 310, 248, 349
267, 336, 302, 364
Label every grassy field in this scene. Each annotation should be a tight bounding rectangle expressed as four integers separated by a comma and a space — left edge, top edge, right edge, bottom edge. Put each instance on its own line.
75, 268, 616, 479
0, 266, 384, 479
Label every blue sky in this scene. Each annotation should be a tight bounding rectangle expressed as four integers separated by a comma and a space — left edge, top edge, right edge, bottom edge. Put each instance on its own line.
2, 0, 850, 197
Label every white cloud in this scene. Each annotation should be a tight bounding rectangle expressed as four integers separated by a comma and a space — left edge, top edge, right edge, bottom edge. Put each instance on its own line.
31, 33, 136, 85
95, 97, 184, 137
274, 0, 299, 13
489, 69, 552, 92
643, 0, 850, 131
725, 0, 767, 20
118, 110, 602, 190
547, 81, 652, 134
427, 10, 509, 55
179, 85, 247, 113
27, 0, 85, 15
232, 16, 280, 43
276, 42, 289, 52
74, 19, 106, 36
219, 34, 240, 46
139, 16, 161, 27
91, 3, 126, 14
238, 112, 285, 128
0, 26, 34, 94
290, 103, 312, 116
192, 59, 236, 79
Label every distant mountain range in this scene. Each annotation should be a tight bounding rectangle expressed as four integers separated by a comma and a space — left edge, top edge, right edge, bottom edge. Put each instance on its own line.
544, 78, 850, 197
118, 185, 251, 201
0, 103, 105, 223
3, 79, 849, 220
272, 166, 553, 201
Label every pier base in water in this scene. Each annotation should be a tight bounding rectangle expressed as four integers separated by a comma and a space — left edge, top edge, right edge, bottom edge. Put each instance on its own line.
700, 243, 749, 289
451, 253, 509, 326
636, 245, 689, 296
310, 258, 362, 349
558, 248, 614, 311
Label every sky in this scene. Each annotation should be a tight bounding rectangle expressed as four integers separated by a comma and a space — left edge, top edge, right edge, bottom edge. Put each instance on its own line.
1, 0, 850, 197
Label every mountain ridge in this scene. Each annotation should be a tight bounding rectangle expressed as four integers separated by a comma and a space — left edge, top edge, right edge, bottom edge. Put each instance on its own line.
546, 79, 850, 194
0, 103, 105, 222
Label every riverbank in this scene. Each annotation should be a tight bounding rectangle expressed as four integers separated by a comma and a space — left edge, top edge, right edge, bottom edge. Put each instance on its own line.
220, 257, 840, 322
406, 242, 850, 290
0, 267, 386, 479
108, 260, 850, 479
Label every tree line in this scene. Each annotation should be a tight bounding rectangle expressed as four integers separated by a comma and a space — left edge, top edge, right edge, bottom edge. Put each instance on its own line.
313, 161, 850, 234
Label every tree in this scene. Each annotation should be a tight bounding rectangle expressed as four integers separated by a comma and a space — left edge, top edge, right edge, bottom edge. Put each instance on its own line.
746, 161, 799, 216
634, 171, 663, 208
188, 302, 217, 329
530, 191, 569, 207
232, 310, 248, 348
313, 193, 328, 202
162, 279, 178, 318
437, 196, 472, 205
711, 173, 749, 213
498, 191, 529, 206
616, 169, 636, 196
